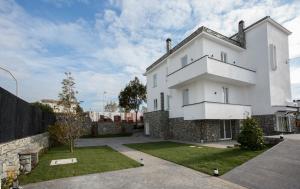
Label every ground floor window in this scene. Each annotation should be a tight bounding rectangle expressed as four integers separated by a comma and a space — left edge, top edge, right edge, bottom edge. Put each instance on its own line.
220, 120, 234, 140
276, 114, 292, 132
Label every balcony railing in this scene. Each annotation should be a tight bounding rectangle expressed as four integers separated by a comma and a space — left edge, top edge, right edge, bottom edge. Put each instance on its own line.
183, 101, 252, 120
167, 55, 256, 88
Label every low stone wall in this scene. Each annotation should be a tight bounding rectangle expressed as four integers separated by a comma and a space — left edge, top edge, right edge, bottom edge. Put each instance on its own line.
0, 133, 49, 179
253, 115, 277, 135
144, 111, 169, 139
169, 118, 220, 142
92, 122, 133, 135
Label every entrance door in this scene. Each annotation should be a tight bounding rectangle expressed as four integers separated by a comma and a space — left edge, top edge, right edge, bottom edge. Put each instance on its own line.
220, 120, 232, 140
145, 122, 150, 135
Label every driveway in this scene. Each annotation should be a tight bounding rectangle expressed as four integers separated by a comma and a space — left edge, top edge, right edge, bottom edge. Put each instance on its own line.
222, 137, 300, 189
23, 134, 245, 189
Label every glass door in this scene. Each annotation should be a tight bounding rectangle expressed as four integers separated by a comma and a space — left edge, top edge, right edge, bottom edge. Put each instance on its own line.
220, 120, 232, 140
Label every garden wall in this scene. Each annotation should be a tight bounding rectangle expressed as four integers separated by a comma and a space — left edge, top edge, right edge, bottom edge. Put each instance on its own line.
0, 133, 49, 179
0, 87, 55, 143
91, 122, 134, 136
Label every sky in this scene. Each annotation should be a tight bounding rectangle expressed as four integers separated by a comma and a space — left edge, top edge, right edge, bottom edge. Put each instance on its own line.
0, 0, 299, 111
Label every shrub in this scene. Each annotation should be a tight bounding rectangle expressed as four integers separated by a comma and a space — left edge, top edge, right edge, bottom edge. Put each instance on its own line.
238, 117, 265, 150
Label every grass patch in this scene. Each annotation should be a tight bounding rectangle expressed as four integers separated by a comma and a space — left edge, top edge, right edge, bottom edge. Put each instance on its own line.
126, 141, 269, 175
81, 133, 133, 138
19, 146, 140, 185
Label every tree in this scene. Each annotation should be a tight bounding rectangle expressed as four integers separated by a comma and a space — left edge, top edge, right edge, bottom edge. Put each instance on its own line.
49, 72, 84, 153
104, 101, 118, 112
238, 117, 265, 150
119, 77, 146, 127
31, 102, 54, 114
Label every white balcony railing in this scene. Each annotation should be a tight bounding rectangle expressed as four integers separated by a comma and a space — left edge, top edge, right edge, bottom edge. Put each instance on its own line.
183, 101, 252, 120
167, 55, 256, 88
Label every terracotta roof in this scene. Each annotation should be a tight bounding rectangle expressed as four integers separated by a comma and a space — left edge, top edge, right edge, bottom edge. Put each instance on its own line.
146, 26, 242, 72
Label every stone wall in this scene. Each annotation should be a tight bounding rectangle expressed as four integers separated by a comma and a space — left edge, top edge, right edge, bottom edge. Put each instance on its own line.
253, 115, 277, 135
169, 118, 221, 142
0, 133, 49, 179
92, 122, 133, 135
144, 111, 169, 139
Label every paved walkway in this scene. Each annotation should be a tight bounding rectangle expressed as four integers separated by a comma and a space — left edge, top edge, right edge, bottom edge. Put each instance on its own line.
23, 135, 245, 189
222, 138, 300, 189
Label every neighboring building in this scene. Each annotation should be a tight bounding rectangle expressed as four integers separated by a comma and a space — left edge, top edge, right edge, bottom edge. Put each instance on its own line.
144, 16, 298, 142
88, 111, 143, 122
40, 99, 77, 113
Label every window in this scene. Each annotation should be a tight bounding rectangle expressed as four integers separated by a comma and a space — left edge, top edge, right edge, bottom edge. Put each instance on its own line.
181, 55, 188, 67
182, 89, 189, 106
269, 44, 277, 70
221, 51, 227, 63
166, 95, 170, 110
160, 92, 164, 110
223, 87, 229, 104
153, 74, 157, 88
276, 114, 291, 132
154, 99, 158, 111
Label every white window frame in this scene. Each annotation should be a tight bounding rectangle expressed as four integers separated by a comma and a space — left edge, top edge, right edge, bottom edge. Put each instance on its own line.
181, 55, 188, 67
182, 89, 189, 106
153, 74, 157, 88
221, 51, 227, 63
154, 99, 158, 111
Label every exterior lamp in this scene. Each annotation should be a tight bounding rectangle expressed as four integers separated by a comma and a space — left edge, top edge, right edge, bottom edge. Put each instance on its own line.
213, 168, 219, 176
280, 133, 284, 140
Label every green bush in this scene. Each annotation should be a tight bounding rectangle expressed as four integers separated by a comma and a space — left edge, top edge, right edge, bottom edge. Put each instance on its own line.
238, 117, 265, 150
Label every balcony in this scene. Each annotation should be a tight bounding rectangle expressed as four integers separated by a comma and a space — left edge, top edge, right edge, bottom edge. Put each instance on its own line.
183, 101, 252, 120
167, 55, 256, 88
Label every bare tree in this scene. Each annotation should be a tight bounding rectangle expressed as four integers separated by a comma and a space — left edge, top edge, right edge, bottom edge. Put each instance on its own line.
104, 101, 118, 112
49, 72, 84, 153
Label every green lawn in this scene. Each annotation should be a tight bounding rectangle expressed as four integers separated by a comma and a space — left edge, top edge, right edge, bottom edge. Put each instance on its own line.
126, 141, 269, 175
19, 146, 140, 185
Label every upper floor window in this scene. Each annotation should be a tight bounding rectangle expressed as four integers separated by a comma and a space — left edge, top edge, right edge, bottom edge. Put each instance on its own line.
223, 87, 229, 104
154, 99, 158, 110
153, 74, 157, 88
269, 44, 277, 70
181, 55, 188, 67
221, 51, 227, 63
182, 89, 189, 106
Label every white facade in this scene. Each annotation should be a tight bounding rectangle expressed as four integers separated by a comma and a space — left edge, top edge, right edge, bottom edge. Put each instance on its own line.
40, 99, 77, 113
145, 17, 298, 123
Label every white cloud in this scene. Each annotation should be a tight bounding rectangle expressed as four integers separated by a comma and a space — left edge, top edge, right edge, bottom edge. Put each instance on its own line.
0, 0, 300, 111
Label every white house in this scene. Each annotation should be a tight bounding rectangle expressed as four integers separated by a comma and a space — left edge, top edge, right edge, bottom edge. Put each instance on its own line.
144, 16, 298, 142
40, 99, 77, 113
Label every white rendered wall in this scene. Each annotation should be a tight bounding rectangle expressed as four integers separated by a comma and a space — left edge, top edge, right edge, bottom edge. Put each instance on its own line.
168, 37, 203, 74
146, 60, 169, 112
202, 38, 241, 65
267, 22, 292, 106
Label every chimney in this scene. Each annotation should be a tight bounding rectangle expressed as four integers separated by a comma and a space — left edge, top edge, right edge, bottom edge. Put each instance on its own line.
166, 38, 172, 53
237, 20, 246, 48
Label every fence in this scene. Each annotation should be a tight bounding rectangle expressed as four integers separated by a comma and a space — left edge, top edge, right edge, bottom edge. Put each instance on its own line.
0, 87, 55, 143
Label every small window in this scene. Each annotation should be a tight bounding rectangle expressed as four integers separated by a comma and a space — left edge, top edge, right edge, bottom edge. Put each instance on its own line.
269, 44, 277, 70
223, 87, 229, 104
166, 95, 170, 110
154, 99, 158, 111
221, 52, 227, 63
181, 55, 188, 67
182, 89, 189, 106
153, 74, 157, 88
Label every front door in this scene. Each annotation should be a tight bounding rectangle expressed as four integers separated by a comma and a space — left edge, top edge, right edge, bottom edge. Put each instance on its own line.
220, 120, 232, 140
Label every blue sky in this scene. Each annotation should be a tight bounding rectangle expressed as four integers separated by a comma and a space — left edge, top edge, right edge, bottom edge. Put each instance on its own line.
0, 0, 300, 111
